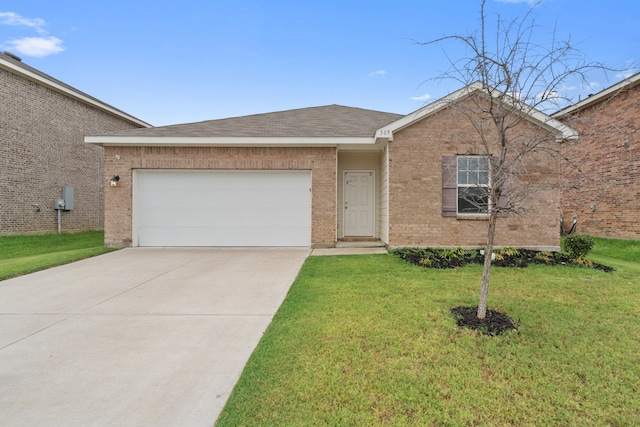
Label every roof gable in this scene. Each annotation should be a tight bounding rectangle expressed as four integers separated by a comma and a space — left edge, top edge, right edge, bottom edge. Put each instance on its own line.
376, 82, 577, 142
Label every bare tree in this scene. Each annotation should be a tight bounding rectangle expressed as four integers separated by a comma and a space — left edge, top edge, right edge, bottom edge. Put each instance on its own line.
420, 0, 604, 319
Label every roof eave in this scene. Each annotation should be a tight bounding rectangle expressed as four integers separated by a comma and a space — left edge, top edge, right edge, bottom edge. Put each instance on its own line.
84, 136, 376, 147
524, 106, 579, 142
553, 72, 640, 118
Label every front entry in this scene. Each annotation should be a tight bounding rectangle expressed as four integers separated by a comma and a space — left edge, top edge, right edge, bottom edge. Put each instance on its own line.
343, 171, 375, 237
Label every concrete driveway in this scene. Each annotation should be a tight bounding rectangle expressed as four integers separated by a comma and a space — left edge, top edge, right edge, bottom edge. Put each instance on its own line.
0, 247, 309, 427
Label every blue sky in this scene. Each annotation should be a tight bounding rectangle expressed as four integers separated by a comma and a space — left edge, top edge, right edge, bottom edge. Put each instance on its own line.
1, 0, 638, 126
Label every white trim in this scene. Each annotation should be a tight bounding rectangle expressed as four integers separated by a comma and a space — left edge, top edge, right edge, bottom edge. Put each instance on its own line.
85, 136, 375, 147
381, 146, 390, 245
375, 82, 578, 143
334, 155, 339, 244
0, 57, 150, 128
553, 72, 640, 117
132, 171, 140, 247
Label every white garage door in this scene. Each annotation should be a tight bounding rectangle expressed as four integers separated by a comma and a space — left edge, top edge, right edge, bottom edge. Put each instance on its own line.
134, 170, 311, 247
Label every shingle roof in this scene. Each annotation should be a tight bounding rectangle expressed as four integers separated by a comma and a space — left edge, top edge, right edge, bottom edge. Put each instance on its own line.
99, 105, 404, 138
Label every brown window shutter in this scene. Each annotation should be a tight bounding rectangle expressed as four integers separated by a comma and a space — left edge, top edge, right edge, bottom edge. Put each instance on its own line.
442, 156, 457, 217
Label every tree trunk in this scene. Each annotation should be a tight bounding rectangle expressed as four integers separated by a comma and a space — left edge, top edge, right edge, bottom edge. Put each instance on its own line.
477, 211, 498, 319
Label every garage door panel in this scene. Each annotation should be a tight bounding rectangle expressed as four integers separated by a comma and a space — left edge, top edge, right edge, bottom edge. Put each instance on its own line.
140, 189, 310, 210
135, 171, 311, 247
138, 225, 310, 247
138, 206, 311, 227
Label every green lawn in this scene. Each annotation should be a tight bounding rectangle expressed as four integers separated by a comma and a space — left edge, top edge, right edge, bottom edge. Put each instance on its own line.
217, 238, 640, 426
588, 236, 640, 275
0, 231, 115, 281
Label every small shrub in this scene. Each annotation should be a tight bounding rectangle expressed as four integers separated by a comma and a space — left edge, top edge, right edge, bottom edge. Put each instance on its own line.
419, 258, 432, 267
573, 257, 593, 267
440, 249, 457, 260
534, 251, 553, 263
454, 247, 470, 256
440, 247, 471, 260
497, 247, 520, 257
564, 234, 595, 259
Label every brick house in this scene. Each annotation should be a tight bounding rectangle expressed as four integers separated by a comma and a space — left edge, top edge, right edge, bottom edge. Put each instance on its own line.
554, 72, 640, 240
0, 51, 150, 235
87, 82, 575, 249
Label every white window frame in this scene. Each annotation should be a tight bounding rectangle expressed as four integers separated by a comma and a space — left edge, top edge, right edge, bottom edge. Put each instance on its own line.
457, 155, 491, 215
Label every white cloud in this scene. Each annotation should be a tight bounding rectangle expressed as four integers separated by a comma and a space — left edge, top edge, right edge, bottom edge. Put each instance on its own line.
0, 12, 65, 57
368, 70, 386, 77
8, 36, 65, 57
411, 93, 432, 101
0, 11, 46, 33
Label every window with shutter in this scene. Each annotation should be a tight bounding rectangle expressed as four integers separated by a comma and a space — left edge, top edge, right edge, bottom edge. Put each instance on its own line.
457, 155, 490, 214
442, 155, 506, 217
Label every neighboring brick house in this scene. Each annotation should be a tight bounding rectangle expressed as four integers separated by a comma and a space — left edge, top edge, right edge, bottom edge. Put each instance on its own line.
0, 51, 150, 235
87, 82, 575, 249
554, 72, 640, 240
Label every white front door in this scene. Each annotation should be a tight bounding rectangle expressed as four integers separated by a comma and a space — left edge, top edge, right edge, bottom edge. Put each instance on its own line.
344, 171, 374, 237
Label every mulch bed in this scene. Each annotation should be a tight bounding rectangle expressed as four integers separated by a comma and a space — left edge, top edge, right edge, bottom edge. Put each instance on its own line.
392, 248, 614, 272
451, 306, 517, 336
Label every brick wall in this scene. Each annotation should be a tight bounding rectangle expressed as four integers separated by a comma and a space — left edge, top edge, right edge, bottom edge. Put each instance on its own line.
560, 83, 640, 239
102, 146, 337, 247
388, 98, 562, 250
0, 67, 143, 235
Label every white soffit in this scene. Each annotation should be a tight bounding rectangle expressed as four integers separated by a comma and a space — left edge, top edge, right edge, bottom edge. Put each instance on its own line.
85, 136, 375, 147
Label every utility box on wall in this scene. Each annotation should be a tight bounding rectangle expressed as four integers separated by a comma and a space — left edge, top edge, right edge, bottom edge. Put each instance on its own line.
54, 199, 66, 210
55, 185, 75, 211
62, 185, 74, 211
53, 185, 75, 234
